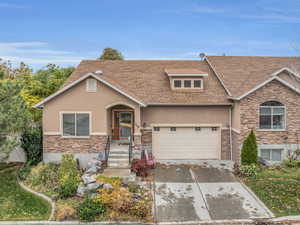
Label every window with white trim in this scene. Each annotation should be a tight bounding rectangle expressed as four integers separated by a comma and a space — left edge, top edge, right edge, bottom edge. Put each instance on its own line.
86, 79, 97, 92
62, 113, 90, 136
173, 79, 203, 89
259, 101, 285, 130
260, 149, 283, 161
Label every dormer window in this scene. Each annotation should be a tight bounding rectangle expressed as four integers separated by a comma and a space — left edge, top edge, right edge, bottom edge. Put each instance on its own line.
173, 79, 203, 89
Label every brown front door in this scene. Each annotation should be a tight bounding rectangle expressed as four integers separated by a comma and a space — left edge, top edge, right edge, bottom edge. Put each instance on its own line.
112, 111, 133, 140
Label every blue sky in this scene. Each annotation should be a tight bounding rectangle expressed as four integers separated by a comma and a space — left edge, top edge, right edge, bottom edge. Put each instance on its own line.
0, 0, 299, 69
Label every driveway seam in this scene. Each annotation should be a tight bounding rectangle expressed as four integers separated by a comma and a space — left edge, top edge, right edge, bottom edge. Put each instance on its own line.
189, 168, 212, 220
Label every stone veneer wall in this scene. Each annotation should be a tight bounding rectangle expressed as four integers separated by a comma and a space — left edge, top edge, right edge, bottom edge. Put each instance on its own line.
239, 80, 300, 148
221, 129, 231, 160
232, 130, 241, 163
43, 135, 107, 154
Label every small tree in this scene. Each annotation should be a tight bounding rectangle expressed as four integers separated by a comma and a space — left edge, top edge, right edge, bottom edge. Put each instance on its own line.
98, 48, 123, 60
241, 130, 258, 165
0, 80, 30, 162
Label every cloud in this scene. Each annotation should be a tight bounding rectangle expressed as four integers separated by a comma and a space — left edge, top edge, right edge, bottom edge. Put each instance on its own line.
0, 3, 30, 9
157, 3, 300, 24
0, 42, 84, 68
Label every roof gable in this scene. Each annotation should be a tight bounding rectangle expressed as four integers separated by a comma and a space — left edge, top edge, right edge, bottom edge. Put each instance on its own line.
34, 73, 146, 108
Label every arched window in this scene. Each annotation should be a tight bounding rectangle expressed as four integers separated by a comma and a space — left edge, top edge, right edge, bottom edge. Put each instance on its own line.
259, 101, 285, 129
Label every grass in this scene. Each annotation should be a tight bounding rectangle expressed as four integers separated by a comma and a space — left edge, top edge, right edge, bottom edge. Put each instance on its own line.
243, 166, 300, 217
0, 163, 51, 221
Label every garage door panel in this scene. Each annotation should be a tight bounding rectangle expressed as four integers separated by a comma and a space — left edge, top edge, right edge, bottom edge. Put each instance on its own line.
153, 127, 220, 160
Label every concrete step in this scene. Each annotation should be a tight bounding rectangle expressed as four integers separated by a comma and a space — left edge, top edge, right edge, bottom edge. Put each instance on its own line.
109, 149, 129, 154
109, 155, 128, 159
108, 158, 129, 163
108, 162, 130, 168
102, 168, 132, 177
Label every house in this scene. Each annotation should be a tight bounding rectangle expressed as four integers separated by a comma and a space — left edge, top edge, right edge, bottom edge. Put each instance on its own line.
34, 56, 300, 167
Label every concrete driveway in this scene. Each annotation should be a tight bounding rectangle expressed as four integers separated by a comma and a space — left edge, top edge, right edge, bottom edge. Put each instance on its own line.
154, 165, 273, 222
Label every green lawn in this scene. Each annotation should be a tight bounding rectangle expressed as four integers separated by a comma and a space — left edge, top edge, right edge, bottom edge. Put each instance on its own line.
0, 163, 51, 221
243, 166, 300, 217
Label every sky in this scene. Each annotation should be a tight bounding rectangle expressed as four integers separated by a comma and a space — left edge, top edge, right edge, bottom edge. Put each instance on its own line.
0, 0, 300, 69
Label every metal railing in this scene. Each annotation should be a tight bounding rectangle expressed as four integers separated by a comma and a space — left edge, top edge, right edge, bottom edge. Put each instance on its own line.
128, 135, 133, 164
104, 136, 111, 165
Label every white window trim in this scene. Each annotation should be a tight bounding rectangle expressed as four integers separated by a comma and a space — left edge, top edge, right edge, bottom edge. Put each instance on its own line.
260, 148, 283, 161
60, 111, 92, 138
86, 78, 97, 92
258, 105, 286, 131
173, 78, 203, 89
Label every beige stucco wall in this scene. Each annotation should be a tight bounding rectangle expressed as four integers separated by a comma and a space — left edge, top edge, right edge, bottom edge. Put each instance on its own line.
141, 106, 230, 127
43, 78, 141, 134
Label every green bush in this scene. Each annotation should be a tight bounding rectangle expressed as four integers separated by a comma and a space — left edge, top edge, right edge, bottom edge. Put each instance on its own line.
58, 154, 81, 198
21, 126, 42, 166
77, 198, 106, 221
241, 130, 258, 165
239, 164, 259, 178
283, 149, 300, 168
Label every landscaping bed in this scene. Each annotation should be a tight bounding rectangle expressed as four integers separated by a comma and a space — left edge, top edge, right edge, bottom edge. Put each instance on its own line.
0, 163, 51, 221
242, 166, 300, 217
21, 154, 153, 222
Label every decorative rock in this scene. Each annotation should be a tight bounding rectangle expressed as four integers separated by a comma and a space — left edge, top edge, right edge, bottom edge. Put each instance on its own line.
85, 166, 99, 174
103, 183, 113, 189
87, 158, 102, 168
87, 182, 101, 191
123, 174, 136, 185
76, 184, 88, 197
82, 174, 96, 185
88, 192, 97, 199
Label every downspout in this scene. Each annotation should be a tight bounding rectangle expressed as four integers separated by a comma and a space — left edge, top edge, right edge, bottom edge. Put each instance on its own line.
229, 106, 233, 161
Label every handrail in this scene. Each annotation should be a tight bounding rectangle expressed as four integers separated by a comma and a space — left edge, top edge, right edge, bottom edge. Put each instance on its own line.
104, 135, 110, 166
128, 135, 133, 164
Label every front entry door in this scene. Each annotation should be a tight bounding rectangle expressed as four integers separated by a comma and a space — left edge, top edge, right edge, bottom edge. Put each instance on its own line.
112, 111, 133, 141
119, 112, 132, 140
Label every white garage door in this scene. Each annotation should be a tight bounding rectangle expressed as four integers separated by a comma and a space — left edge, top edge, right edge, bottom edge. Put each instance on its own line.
152, 127, 220, 160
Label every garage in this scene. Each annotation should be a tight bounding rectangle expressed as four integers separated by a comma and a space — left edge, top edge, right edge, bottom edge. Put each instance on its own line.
152, 126, 221, 160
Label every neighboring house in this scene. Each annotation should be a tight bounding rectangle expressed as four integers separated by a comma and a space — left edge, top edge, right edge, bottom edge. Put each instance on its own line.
34, 56, 300, 167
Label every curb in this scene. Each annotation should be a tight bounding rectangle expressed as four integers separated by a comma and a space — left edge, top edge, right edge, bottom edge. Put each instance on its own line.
17, 166, 56, 221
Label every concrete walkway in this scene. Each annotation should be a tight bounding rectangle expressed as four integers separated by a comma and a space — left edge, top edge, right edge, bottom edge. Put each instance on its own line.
154, 165, 273, 223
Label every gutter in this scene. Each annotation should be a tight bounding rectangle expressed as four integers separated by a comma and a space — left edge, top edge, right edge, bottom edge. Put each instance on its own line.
147, 103, 233, 106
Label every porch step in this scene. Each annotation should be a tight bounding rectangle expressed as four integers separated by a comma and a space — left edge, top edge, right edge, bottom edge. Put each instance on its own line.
109, 150, 129, 154
108, 163, 130, 169
108, 155, 128, 159
102, 168, 131, 177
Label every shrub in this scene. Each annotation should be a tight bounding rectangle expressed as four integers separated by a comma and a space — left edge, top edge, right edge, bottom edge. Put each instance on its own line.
96, 175, 122, 188
241, 130, 258, 165
130, 199, 151, 218
21, 126, 42, 166
56, 204, 76, 221
77, 198, 106, 221
239, 164, 259, 178
25, 162, 59, 192
131, 159, 151, 177
18, 166, 31, 181
283, 149, 300, 168
58, 154, 81, 198
95, 187, 133, 212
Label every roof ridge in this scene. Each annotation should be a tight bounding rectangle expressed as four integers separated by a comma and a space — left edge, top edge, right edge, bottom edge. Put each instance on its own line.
207, 55, 300, 59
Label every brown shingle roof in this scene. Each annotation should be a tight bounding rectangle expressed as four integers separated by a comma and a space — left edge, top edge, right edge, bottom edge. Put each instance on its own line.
64, 60, 230, 104
207, 56, 300, 97
164, 68, 207, 75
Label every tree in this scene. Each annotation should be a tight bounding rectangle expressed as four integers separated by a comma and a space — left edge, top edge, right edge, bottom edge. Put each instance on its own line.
0, 80, 30, 161
241, 130, 258, 165
98, 48, 124, 60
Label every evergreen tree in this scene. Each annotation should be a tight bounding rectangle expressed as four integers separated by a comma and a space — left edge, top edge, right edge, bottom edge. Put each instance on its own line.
241, 130, 258, 165
98, 48, 124, 60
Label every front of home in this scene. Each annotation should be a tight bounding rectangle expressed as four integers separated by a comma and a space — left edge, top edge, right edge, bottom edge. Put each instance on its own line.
34, 56, 300, 167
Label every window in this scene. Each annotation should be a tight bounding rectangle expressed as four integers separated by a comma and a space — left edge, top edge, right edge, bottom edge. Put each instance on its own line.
184, 80, 192, 88
174, 80, 182, 88
212, 127, 218, 131
62, 113, 90, 137
261, 149, 282, 161
173, 79, 203, 89
154, 127, 160, 131
194, 80, 202, 88
195, 127, 201, 131
259, 101, 285, 130
86, 79, 97, 92
170, 127, 176, 132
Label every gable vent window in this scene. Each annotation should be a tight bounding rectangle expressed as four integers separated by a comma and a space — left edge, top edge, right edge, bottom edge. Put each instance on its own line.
170, 127, 176, 132
212, 127, 218, 131
86, 79, 97, 92
173, 79, 203, 89
174, 80, 182, 88
195, 127, 201, 131
184, 80, 192, 88
194, 80, 202, 88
